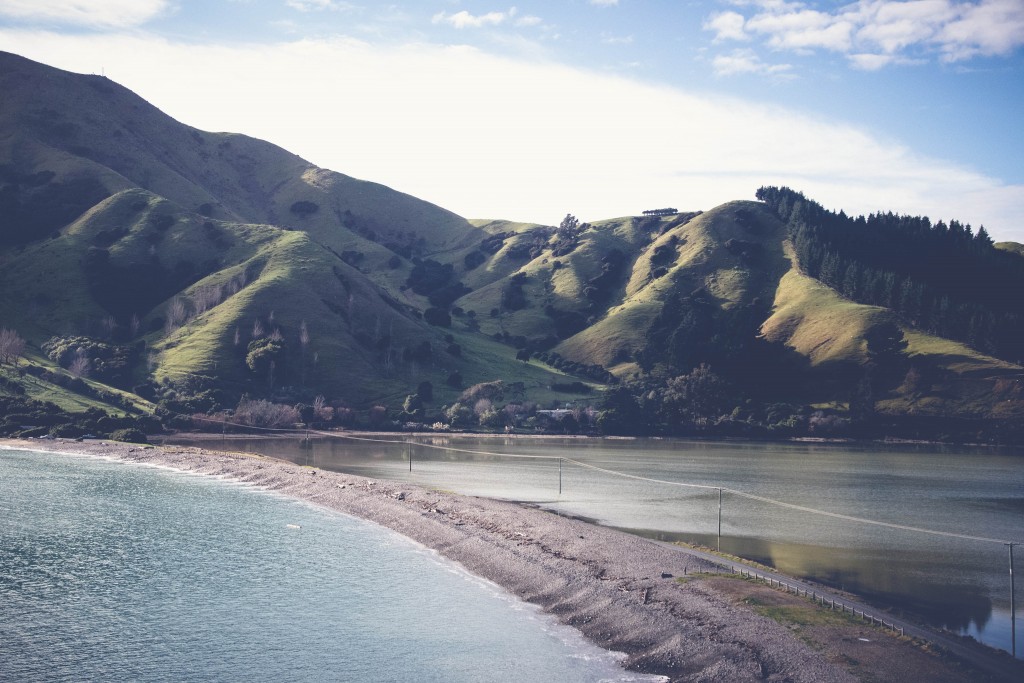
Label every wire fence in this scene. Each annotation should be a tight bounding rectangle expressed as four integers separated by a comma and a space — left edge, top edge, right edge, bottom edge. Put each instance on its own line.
178, 415, 1020, 652
190, 415, 1022, 547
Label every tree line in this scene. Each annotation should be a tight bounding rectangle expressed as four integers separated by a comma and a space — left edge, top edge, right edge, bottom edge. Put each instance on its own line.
756, 186, 1024, 362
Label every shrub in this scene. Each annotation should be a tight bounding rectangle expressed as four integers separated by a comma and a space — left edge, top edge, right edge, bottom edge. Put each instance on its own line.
234, 397, 300, 428
50, 423, 86, 438
424, 307, 452, 327
109, 428, 148, 443
464, 251, 486, 270
551, 381, 591, 394
246, 338, 285, 374
290, 200, 319, 217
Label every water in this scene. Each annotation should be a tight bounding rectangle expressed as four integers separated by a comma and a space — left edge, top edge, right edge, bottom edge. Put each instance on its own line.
185, 434, 1024, 659
0, 448, 659, 682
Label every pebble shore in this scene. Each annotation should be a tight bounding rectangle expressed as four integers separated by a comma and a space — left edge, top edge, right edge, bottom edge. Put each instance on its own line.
3, 438, 860, 682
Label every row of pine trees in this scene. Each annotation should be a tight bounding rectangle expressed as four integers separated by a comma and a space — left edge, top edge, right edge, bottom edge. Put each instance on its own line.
756, 186, 1024, 362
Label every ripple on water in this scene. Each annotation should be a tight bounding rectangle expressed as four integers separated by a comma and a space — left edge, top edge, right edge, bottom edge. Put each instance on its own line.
0, 449, 661, 683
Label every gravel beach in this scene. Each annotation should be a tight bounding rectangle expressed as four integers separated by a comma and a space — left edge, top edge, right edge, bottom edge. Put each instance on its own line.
3, 438, 1003, 682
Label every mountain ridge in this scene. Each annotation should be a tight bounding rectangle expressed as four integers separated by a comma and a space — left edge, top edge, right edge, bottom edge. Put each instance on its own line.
1, 51, 1022, 441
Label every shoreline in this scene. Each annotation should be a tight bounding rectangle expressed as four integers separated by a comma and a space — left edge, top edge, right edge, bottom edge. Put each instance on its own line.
2, 437, 1014, 682
165, 428, 1019, 453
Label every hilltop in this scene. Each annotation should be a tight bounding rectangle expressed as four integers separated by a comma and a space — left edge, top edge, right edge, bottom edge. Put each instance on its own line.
1, 52, 1021, 442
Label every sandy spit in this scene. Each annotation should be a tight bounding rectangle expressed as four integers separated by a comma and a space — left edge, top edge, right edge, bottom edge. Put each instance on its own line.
2, 438, 856, 683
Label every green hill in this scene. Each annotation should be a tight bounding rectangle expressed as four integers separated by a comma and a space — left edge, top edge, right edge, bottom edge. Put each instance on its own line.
1, 52, 1021, 441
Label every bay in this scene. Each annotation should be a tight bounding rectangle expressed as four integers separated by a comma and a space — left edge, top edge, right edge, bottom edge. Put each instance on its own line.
183, 434, 1024, 659
0, 448, 657, 682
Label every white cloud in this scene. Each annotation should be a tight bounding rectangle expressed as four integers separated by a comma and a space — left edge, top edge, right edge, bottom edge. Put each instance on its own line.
937, 0, 1024, 61
515, 15, 543, 27
851, 0, 955, 54
705, 11, 749, 42
601, 33, 633, 45
746, 8, 854, 52
590, 0, 619, 6
0, 0, 169, 28
285, 0, 355, 12
847, 52, 893, 70
432, 9, 508, 29
707, 0, 1024, 67
2, 30, 1022, 240
712, 48, 793, 75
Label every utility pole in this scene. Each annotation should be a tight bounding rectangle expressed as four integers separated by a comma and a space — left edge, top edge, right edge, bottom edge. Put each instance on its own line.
718, 488, 723, 552
1008, 542, 1018, 658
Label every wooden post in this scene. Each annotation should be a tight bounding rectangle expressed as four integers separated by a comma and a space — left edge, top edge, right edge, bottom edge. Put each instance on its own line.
717, 487, 723, 552
409, 443, 413, 472
558, 457, 562, 495
1008, 542, 1017, 658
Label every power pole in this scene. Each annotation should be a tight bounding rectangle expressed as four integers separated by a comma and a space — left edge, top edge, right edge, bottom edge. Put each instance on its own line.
1008, 542, 1018, 658
718, 488, 723, 552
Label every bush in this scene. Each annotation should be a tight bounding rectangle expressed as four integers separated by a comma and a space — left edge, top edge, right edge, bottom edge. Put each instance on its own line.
551, 381, 591, 394
234, 397, 300, 428
110, 428, 148, 443
246, 338, 285, 374
290, 200, 319, 217
424, 307, 452, 327
50, 423, 86, 438
464, 251, 487, 270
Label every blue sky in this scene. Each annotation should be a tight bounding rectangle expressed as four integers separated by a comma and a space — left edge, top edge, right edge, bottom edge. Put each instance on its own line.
2, 1, 1023, 240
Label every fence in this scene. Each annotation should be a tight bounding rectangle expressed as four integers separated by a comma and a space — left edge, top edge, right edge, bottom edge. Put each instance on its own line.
185, 416, 1020, 654
730, 564, 904, 636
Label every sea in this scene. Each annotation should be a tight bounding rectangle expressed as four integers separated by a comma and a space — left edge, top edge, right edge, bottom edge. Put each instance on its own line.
0, 448, 658, 682
180, 433, 1024, 659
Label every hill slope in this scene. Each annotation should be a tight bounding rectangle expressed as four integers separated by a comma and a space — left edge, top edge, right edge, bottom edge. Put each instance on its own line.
1, 52, 1021, 437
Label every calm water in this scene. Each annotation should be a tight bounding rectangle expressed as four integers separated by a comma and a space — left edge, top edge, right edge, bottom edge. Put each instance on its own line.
0, 448, 659, 682
187, 434, 1024, 659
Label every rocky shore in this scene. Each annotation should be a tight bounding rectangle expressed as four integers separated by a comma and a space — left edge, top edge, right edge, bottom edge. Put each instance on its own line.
3, 438, 1001, 682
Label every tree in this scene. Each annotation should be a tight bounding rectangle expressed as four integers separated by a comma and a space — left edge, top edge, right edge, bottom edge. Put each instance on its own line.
402, 393, 424, 418
865, 321, 908, 364
443, 402, 472, 427
68, 349, 91, 378
164, 297, 189, 335
659, 364, 729, 428
290, 200, 319, 217
596, 386, 644, 435
299, 320, 310, 385
864, 321, 909, 394
0, 328, 26, 365
234, 397, 300, 428
424, 307, 452, 327
557, 213, 583, 240
246, 338, 285, 375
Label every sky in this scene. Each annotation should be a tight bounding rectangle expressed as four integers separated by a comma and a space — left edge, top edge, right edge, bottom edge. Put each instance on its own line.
1, 1, 1023, 240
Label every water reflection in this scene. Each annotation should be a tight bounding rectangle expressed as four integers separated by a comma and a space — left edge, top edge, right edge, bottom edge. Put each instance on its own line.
165, 433, 1022, 658
621, 527, 994, 633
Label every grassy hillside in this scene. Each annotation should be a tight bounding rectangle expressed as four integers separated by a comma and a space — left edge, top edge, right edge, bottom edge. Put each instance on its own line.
2, 51, 1022, 438
995, 241, 1024, 257
558, 203, 785, 371
762, 243, 1023, 416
